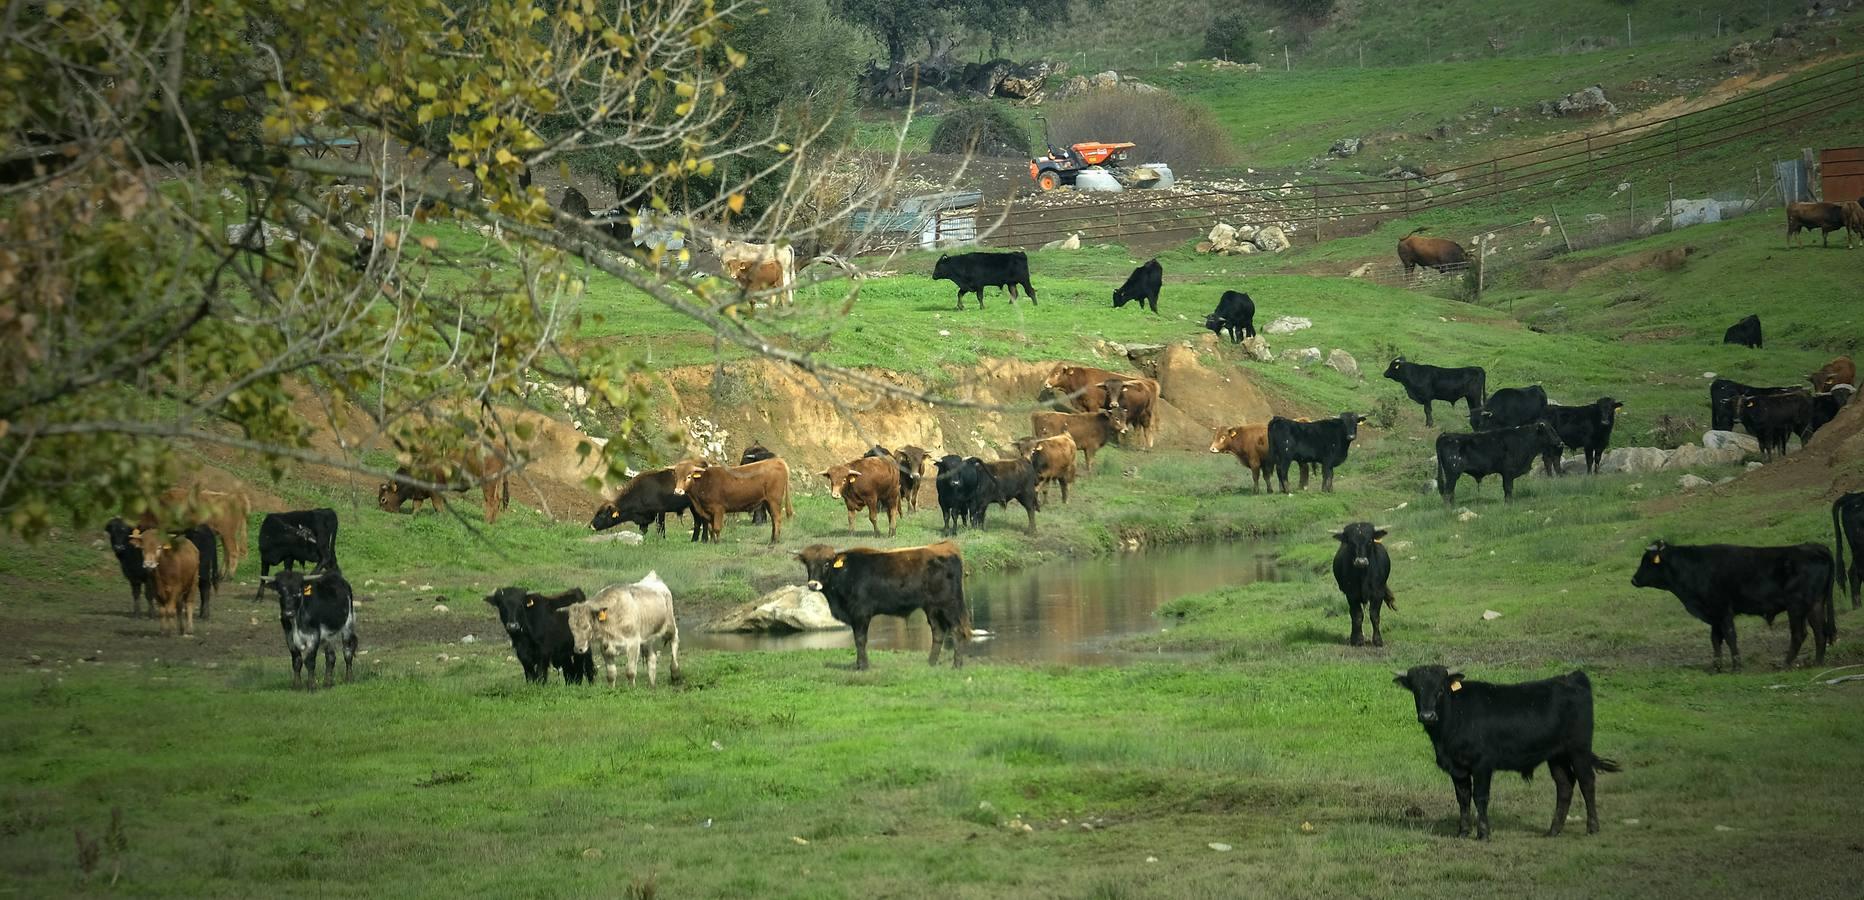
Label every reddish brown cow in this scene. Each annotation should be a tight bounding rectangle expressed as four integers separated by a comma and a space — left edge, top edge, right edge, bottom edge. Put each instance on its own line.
675, 457, 793, 543
1396, 227, 1467, 276
1810, 356, 1857, 393
130, 527, 201, 636
1044, 364, 1132, 411
157, 486, 251, 579
892, 445, 930, 512
1107, 377, 1159, 450
820, 456, 902, 536
1209, 423, 1310, 494
378, 450, 511, 524
1027, 432, 1078, 504
1032, 410, 1126, 474
1844, 201, 1864, 245
1787, 201, 1853, 248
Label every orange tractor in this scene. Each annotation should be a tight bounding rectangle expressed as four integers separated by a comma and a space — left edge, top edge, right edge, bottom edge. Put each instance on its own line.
1030, 115, 1135, 191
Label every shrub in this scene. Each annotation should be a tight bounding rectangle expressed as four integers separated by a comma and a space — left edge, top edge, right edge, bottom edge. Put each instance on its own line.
928, 104, 1030, 158
1202, 13, 1256, 62
1046, 91, 1238, 170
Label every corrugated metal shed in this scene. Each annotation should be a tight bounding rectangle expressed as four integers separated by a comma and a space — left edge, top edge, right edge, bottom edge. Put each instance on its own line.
1821, 146, 1864, 203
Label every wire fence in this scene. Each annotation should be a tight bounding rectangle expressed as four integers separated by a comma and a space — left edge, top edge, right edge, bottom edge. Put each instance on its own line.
905, 58, 1864, 260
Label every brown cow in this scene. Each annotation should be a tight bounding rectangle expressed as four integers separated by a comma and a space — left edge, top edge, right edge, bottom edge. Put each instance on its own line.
892, 445, 930, 512
675, 457, 793, 543
1844, 201, 1864, 245
1044, 364, 1135, 411
1027, 432, 1078, 504
156, 486, 250, 580
820, 456, 902, 536
1031, 410, 1126, 474
1787, 201, 1852, 248
377, 451, 511, 524
1810, 356, 1857, 393
1106, 377, 1159, 450
1396, 227, 1466, 276
130, 527, 201, 636
724, 256, 793, 306
1209, 424, 1311, 494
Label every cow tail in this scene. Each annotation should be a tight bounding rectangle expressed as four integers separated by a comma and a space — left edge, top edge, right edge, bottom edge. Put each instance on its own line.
199, 531, 218, 602
1591, 754, 1623, 774
1835, 501, 1849, 609
953, 564, 973, 641
1383, 586, 1397, 611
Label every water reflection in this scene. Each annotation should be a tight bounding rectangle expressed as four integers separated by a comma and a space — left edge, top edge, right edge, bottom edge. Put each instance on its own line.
687, 543, 1285, 665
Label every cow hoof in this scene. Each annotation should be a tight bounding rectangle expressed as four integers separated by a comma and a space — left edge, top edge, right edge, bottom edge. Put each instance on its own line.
1349, 636, 1363, 647
1586, 821, 1600, 835
1545, 828, 1562, 838
1372, 638, 1384, 648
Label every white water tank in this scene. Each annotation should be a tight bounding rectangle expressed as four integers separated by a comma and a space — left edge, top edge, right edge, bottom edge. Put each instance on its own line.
1074, 169, 1124, 192
1139, 162, 1175, 189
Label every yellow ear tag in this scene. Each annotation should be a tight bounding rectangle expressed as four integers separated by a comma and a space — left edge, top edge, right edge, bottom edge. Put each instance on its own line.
526, 598, 535, 607
1373, 538, 1383, 544
832, 557, 845, 569
1450, 681, 1462, 692
597, 609, 608, 622
302, 586, 313, 597
1652, 554, 1661, 564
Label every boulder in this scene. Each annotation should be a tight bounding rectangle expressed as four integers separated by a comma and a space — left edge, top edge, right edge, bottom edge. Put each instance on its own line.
1228, 242, 1258, 255
1678, 474, 1713, 490
1253, 226, 1291, 253
1349, 262, 1376, 278
1090, 70, 1120, 89
1240, 336, 1274, 362
1326, 349, 1359, 379
1264, 316, 1312, 335
1041, 232, 1082, 251
706, 585, 841, 633
1234, 224, 1259, 243
1207, 223, 1237, 252
1289, 347, 1322, 365
1703, 430, 1760, 453
1329, 137, 1363, 158
584, 530, 645, 544
1662, 443, 1746, 469
1545, 84, 1616, 118
1596, 447, 1670, 474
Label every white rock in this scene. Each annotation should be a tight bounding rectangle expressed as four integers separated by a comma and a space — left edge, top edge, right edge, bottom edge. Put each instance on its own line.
1326, 349, 1359, 379
1457, 507, 1480, 522
1746, 461, 1764, 471
1623, 818, 1640, 826
1596, 447, 1670, 474
1663, 444, 1745, 469
1208, 842, 1233, 852
461, 635, 477, 644
1349, 262, 1376, 278
1702, 430, 1759, 453
584, 530, 645, 544
1240, 335, 1274, 362
1207, 223, 1237, 251
1678, 474, 1712, 490
1253, 225, 1291, 253
418, 584, 434, 592
707, 584, 841, 632
432, 604, 451, 613
1713, 825, 1735, 832
1145, 856, 1159, 863
1482, 610, 1503, 620
1264, 316, 1312, 335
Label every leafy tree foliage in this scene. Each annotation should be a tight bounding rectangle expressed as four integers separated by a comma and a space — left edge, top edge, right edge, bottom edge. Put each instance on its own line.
1203, 13, 1258, 62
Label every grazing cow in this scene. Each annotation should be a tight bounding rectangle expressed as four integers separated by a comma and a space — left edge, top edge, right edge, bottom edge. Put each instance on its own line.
1810, 386, 1855, 435
979, 458, 1040, 534
1722, 314, 1762, 349
932, 251, 1037, 310
560, 572, 681, 687
713, 239, 795, 305
483, 587, 594, 684
1542, 398, 1623, 474
1786, 201, 1852, 248
377, 452, 511, 524
1736, 389, 1813, 460
1203, 291, 1257, 343
934, 455, 991, 535
674, 457, 793, 543
1266, 412, 1366, 494
104, 518, 154, 618
129, 527, 203, 636
1471, 385, 1547, 431
1031, 410, 1126, 473
590, 466, 699, 538
1834, 492, 1864, 609
1332, 523, 1396, 647
1208, 423, 1310, 493
1809, 356, 1857, 393
259, 568, 358, 690
1709, 378, 1796, 432
820, 456, 902, 536
1112, 259, 1163, 313
892, 445, 930, 512
740, 443, 778, 525
1382, 357, 1486, 427
1631, 541, 1836, 671
157, 486, 250, 580
1393, 666, 1620, 840
797, 542, 971, 670
1028, 432, 1078, 505
1435, 422, 1563, 504
1396, 227, 1467, 276
254, 509, 339, 601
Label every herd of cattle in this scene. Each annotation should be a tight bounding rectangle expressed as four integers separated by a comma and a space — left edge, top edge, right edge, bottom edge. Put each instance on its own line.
91, 229, 1864, 838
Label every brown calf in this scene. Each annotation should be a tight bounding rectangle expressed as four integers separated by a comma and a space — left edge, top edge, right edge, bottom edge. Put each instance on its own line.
1028, 432, 1078, 504
676, 457, 793, 543
130, 527, 201, 636
1810, 356, 1857, 393
821, 456, 902, 536
1787, 201, 1852, 248
1031, 410, 1126, 474
158, 486, 250, 579
1211, 422, 1313, 493
892, 445, 930, 512
1044, 364, 1131, 411
1106, 377, 1159, 449
377, 450, 511, 524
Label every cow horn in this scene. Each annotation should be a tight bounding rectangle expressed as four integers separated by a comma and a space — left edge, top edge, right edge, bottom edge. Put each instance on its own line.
1392, 669, 1407, 679
302, 572, 325, 582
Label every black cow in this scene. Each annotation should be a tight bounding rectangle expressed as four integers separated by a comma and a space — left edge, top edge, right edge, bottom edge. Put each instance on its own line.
1382, 357, 1486, 427
1332, 523, 1395, 647
934, 455, 992, 535
1810, 386, 1855, 435
1736, 389, 1813, 460
483, 587, 595, 684
181, 525, 220, 623
590, 468, 697, 538
1112, 259, 1162, 313
1203, 290, 1256, 343
104, 517, 153, 618
1709, 378, 1795, 432
1393, 666, 1621, 840
931, 251, 1037, 311
1542, 398, 1622, 474
1471, 385, 1547, 431
979, 458, 1040, 534
1435, 422, 1563, 505
258, 567, 358, 691
1834, 492, 1864, 609
741, 443, 778, 525
1722, 314, 1762, 349
1266, 412, 1366, 494
1631, 541, 1836, 672
254, 509, 339, 601
797, 542, 971, 670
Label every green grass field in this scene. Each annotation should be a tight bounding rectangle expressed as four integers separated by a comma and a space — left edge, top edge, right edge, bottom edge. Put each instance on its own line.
6, 214, 1864, 897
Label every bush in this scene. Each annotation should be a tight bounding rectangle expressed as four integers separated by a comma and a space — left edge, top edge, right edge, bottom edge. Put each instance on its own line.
1046, 91, 1238, 171
1202, 13, 1256, 62
928, 104, 1030, 158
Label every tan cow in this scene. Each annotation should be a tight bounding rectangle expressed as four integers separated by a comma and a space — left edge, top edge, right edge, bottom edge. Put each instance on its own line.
712, 238, 795, 305
674, 457, 793, 543
820, 456, 902, 537
1027, 432, 1078, 505
130, 527, 201, 636
1031, 410, 1126, 473
157, 486, 250, 580
1810, 356, 1857, 393
561, 571, 681, 687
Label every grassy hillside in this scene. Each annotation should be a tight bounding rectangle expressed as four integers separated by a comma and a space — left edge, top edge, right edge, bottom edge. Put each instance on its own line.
6, 214, 1863, 896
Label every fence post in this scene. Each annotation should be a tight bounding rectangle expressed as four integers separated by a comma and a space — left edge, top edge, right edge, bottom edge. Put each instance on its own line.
1475, 234, 1485, 298
1310, 185, 1321, 244
1552, 207, 1573, 252
1627, 183, 1635, 235
1667, 179, 1676, 232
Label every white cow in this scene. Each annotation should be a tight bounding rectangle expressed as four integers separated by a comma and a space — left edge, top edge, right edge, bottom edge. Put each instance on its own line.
710, 238, 795, 306
561, 571, 681, 687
